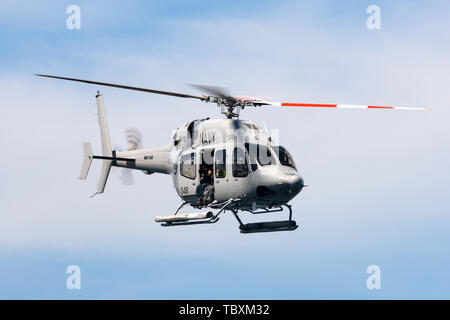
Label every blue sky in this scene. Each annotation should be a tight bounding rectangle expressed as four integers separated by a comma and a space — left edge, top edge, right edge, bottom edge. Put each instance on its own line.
0, 0, 449, 299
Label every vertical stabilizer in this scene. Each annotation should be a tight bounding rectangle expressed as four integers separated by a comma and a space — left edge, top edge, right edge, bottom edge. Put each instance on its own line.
80, 142, 93, 180
95, 92, 112, 194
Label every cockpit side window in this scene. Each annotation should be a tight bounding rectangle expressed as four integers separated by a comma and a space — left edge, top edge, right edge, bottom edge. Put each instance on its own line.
257, 145, 274, 166
245, 143, 276, 167
232, 147, 249, 177
272, 146, 297, 170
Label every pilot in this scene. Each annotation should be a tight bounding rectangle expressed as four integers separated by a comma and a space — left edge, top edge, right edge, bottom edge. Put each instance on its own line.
199, 167, 212, 184
202, 168, 213, 185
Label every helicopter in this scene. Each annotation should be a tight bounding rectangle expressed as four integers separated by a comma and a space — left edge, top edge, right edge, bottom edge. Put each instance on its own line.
36, 74, 427, 233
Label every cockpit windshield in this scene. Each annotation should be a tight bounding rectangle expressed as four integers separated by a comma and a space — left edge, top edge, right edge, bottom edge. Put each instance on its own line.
272, 146, 297, 170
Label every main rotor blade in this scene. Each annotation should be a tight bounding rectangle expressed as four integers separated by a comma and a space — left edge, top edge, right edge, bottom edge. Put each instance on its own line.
188, 84, 229, 98
255, 101, 428, 111
35, 74, 207, 101
188, 84, 236, 103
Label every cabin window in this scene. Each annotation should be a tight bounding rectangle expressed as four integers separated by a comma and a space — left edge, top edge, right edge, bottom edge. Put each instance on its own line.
214, 149, 226, 178
272, 146, 297, 170
180, 152, 196, 179
233, 147, 249, 177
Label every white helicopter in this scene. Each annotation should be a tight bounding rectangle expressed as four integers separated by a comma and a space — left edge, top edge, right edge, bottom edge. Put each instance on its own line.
36, 74, 427, 233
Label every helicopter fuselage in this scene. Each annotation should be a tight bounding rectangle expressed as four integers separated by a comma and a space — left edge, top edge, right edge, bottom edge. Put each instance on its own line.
115, 118, 304, 210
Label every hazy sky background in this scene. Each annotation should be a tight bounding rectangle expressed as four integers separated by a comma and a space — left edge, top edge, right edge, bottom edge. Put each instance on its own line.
0, 0, 449, 299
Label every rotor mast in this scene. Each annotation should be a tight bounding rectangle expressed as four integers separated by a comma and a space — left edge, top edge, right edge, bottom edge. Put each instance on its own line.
215, 99, 242, 119
190, 84, 244, 119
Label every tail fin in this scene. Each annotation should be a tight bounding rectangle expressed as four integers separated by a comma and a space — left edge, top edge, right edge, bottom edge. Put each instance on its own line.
95, 92, 113, 194
80, 142, 93, 179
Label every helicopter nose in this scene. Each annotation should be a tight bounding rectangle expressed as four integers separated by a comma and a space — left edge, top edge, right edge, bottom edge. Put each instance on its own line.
287, 174, 304, 194
271, 173, 304, 196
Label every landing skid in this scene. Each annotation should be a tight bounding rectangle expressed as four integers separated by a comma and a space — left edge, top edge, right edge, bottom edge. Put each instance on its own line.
233, 204, 298, 233
156, 201, 298, 233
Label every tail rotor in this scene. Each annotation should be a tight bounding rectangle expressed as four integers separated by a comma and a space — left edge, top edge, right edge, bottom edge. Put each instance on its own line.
112, 127, 143, 186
